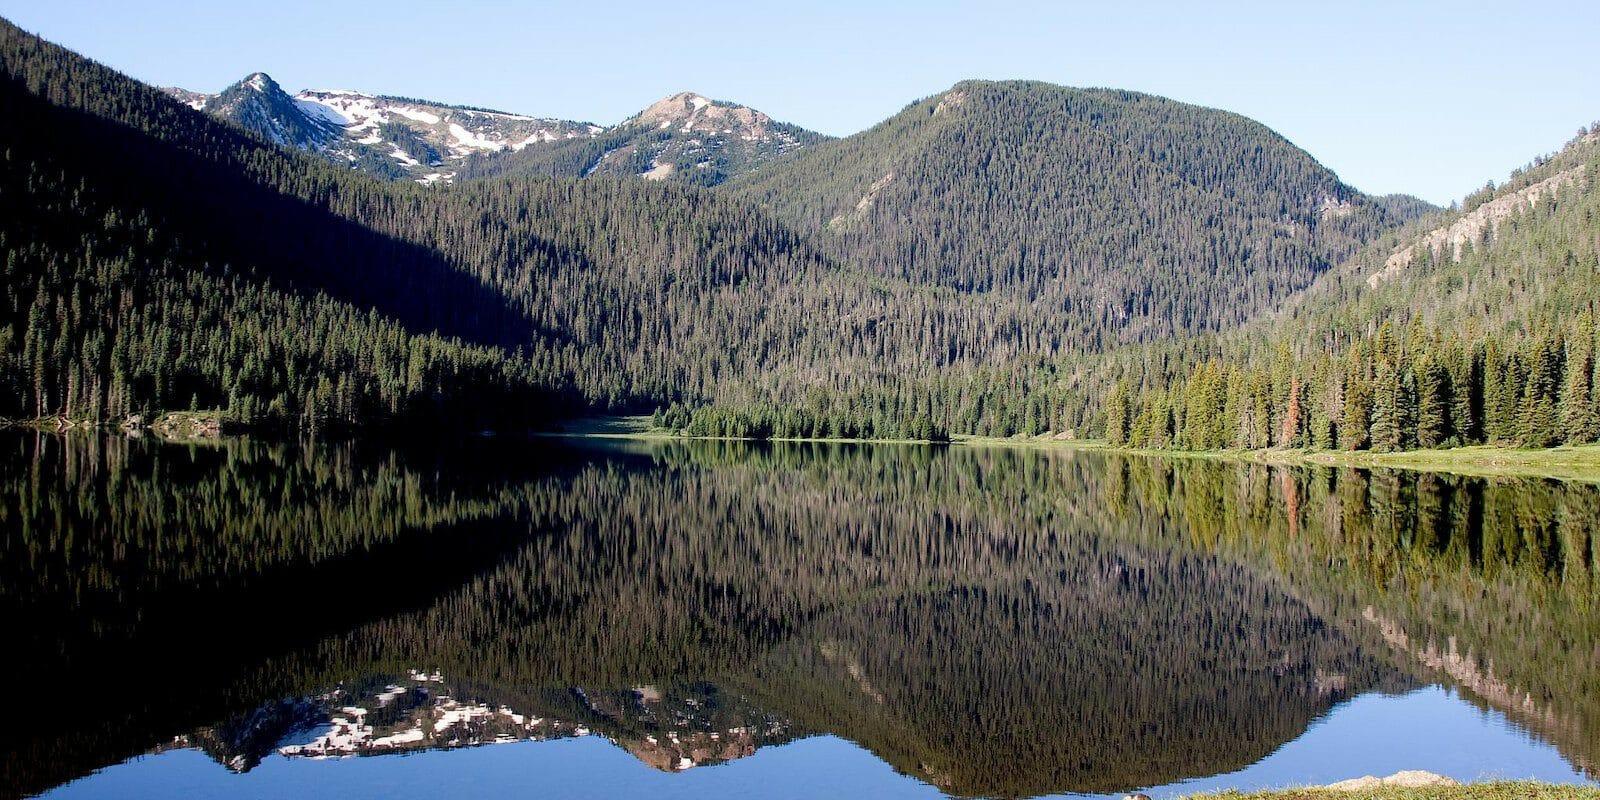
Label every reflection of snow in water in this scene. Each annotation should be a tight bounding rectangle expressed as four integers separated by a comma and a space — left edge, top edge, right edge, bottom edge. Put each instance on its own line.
45, 686, 1591, 800
274, 674, 575, 760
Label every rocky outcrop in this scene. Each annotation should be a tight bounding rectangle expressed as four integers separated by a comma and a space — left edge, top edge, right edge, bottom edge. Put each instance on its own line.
1369, 165, 1587, 287
1325, 770, 1457, 790
827, 171, 895, 231
148, 412, 227, 439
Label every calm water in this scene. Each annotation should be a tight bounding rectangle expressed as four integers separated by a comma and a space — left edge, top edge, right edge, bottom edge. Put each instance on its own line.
2, 432, 1596, 799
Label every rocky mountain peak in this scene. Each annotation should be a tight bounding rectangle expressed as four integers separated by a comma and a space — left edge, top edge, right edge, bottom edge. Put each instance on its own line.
241, 72, 276, 92
192, 71, 341, 150
631, 91, 772, 137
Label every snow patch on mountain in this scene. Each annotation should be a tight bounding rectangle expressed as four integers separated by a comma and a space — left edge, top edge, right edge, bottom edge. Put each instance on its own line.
294, 99, 350, 127
296, 91, 389, 131
169, 77, 600, 184
446, 122, 503, 152
168, 79, 822, 187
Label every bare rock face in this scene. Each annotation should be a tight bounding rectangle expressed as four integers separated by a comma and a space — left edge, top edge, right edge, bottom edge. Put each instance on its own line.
631, 92, 774, 138
1325, 770, 1458, 790
579, 91, 823, 185
148, 412, 226, 439
1370, 165, 1587, 288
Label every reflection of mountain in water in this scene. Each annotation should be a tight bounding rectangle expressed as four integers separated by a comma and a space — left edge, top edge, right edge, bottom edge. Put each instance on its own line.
1090, 457, 1600, 779
3, 435, 1595, 799
749, 573, 1392, 798
147, 438, 1402, 796
177, 672, 799, 775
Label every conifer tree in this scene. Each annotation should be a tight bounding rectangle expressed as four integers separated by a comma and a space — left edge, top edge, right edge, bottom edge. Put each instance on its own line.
1560, 313, 1599, 442
1104, 380, 1132, 446
1416, 356, 1447, 448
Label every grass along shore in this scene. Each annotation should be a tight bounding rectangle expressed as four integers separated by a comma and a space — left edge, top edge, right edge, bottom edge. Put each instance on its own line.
1180, 782, 1599, 800
16, 414, 1600, 483
549, 416, 1600, 483
956, 434, 1600, 483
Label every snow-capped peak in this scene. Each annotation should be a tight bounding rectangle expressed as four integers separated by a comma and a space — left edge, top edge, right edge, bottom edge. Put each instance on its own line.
164, 77, 821, 188
166, 75, 600, 184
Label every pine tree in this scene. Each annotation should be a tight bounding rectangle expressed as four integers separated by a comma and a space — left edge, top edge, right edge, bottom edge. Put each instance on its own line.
1416, 356, 1447, 448
1368, 330, 1402, 452
1340, 353, 1373, 452
1445, 344, 1476, 444
1104, 380, 1131, 445
1521, 388, 1560, 447
1560, 313, 1599, 443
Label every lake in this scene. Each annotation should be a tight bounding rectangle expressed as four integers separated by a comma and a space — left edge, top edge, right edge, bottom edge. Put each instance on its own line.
2, 432, 1596, 799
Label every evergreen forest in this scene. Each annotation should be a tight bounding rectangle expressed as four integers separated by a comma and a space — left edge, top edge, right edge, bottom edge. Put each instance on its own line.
3, 16, 1599, 453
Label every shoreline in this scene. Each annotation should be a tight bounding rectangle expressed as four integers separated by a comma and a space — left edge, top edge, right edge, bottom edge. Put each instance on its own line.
1177, 781, 1598, 800
955, 436, 1600, 484
549, 416, 1600, 483
13, 414, 1600, 483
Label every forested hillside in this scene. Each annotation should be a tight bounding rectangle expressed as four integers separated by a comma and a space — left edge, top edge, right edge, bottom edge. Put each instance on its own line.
728, 80, 1433, 345
670, 124, 1600, 445
11, 16, 1588, 447
0, 23, 559, 429
0, 20, 1117, 436
1100, 127, 1600, 451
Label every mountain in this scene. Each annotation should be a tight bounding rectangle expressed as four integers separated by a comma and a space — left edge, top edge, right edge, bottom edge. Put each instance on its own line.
0, 22, 563, 427
181, 72, 343, 150
169, 78, 821, 187
1, 18, 1048, 435
166, 74, 599, 182
1274, 126, 1600, 340
1093, 126, 1600, 451
457, 91, 828, 186
6, 17, 1489, 443
727, 80, 1435, 343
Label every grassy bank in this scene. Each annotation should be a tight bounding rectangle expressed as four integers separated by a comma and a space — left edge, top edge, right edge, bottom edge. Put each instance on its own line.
956, 434, 1600, 484
548, 416, 1600, 483
1186, 782, 1599, 800
31, 412, 1593, 483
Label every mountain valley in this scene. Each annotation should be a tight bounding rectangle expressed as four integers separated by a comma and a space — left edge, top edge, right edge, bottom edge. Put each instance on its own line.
0, 15, 1595, 453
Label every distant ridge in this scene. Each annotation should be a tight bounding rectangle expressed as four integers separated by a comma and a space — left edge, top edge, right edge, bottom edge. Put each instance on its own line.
166, 74, 597, 183
457, 90, 829, 186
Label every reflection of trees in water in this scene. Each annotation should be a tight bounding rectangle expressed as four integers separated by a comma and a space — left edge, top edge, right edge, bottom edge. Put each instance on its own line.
2, 435, 1596, 798
750, 575, 1388, 797
0, 432, 550, 598
1096, 454, 1600, 778
0, 432, 549, 800
321, 441, 1396, 796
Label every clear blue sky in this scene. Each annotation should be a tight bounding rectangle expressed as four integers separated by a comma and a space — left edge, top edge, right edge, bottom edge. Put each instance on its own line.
2, 0, 1596, 205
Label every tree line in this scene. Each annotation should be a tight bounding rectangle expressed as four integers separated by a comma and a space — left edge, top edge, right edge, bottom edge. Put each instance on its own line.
1104, 314, 1599, 450
5, 17, 1597, 449
1101, 131, 1600, 452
